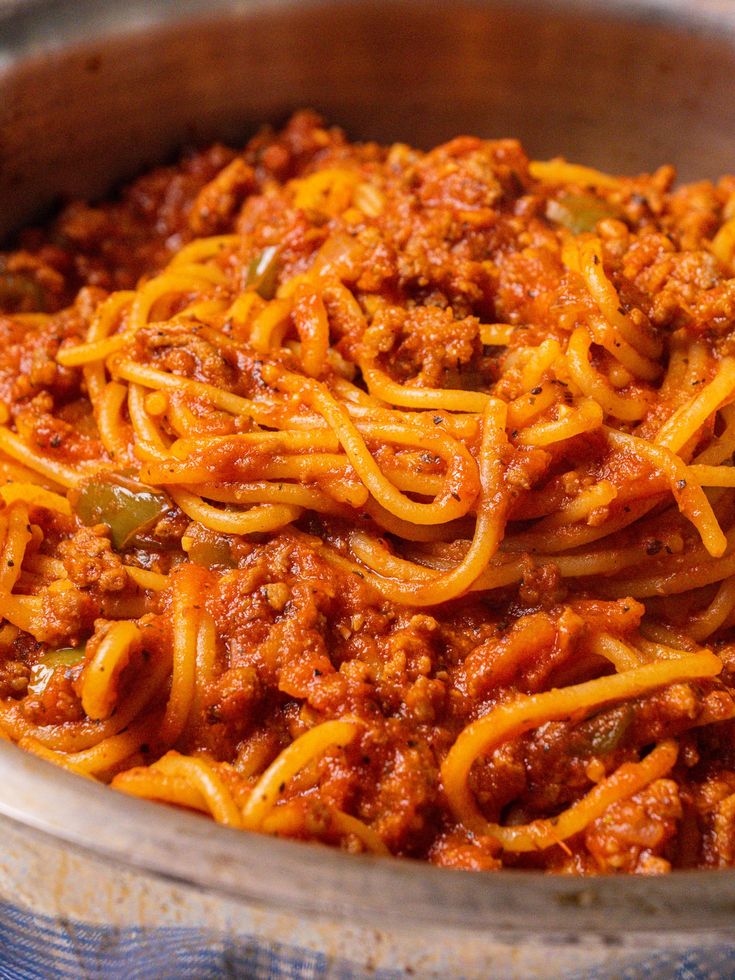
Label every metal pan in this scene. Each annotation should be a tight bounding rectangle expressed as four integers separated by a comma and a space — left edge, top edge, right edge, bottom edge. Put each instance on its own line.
1, 2, 735, 976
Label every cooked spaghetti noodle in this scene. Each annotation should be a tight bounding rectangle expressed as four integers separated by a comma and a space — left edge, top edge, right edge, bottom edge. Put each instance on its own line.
2, 112, 735, 873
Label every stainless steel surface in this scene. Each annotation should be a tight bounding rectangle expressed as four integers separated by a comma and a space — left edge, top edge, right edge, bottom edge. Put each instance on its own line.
3, 738, 735, 934
2, 1, 735, 970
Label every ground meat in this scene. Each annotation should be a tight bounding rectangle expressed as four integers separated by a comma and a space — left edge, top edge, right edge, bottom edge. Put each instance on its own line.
0, 659, 30, 699
189, 158, 257, 236
22, 666, 85, 726
362, 304, 481, 387
585, 778, 682, 873
34, 586, 99, 648
58, 526, 127, 594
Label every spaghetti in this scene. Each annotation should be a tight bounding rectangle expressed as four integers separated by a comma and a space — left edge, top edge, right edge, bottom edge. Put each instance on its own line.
1, 111, 735, 873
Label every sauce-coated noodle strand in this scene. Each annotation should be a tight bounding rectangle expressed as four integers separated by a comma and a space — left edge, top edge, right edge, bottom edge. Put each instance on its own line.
566, 327, 650, 421
347, 398, 510, 605
605, 428, 727, 556
20, 718, 153, 777
359, 358, 490, 413
0, 483, 71, 516
0, 503, 32, 593
150, 752, 242, 827
493, 740, 678, 853
514, 398, 603, 447
529, 158, 620, 189
96, 381, 132, 462
348, 531, 524, 594
589, 632, 648, 671
441, 652, 720, 841
189, 481, 344, 516
81, 290, 135, 402
81, 621, 142, 721
169, 489, 302, 535
127, 384, 172, 461
0, 426, 86, 488
688, 576, 735, 641
0, 646, 172, 752
260, 364, 477, 525
655, 357, 735, 455
159, 567, 203, 746
113, 765, 214, 816
260, 800, 389, 855
576, 237, 661, 361
124, 566, 169, 592
0, 595, 43, 636
241, 719, 361, 830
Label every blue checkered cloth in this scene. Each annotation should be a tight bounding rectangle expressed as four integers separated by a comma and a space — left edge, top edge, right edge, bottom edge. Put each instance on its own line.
1, 898, 734, 978
0, 899, 403, 980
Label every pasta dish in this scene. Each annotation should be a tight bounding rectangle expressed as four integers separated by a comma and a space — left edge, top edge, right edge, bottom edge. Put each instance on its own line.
1, 112, 735, 873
